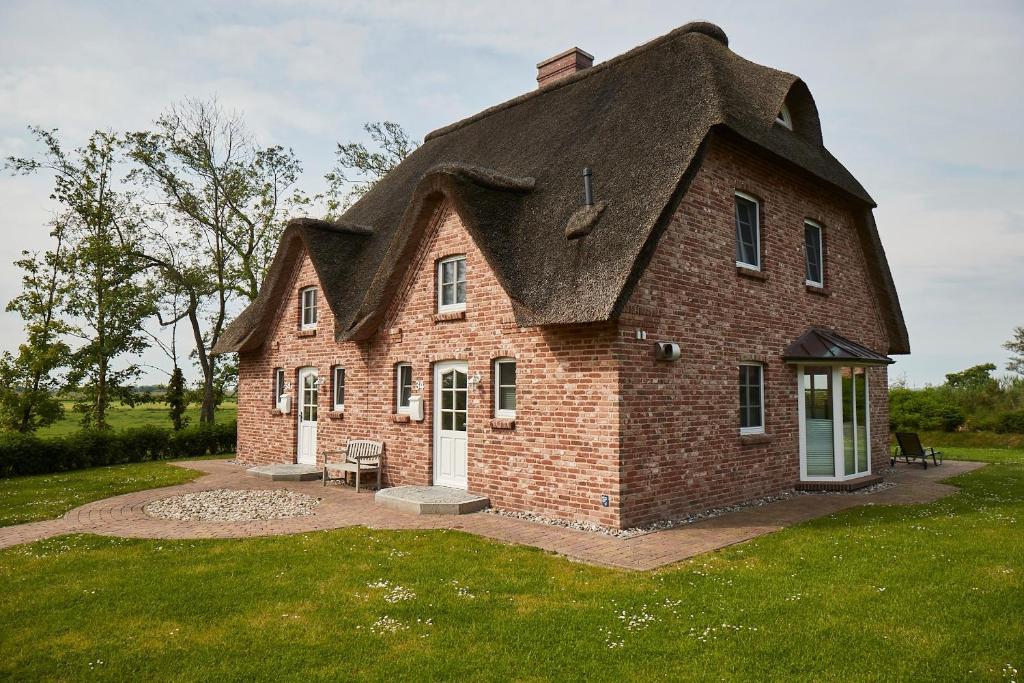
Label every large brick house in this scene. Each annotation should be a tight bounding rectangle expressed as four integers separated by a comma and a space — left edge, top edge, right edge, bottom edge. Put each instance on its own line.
214, 22, 909, 529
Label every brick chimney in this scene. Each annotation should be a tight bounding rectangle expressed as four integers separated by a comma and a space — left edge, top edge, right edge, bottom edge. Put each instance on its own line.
536, 47, 594, 88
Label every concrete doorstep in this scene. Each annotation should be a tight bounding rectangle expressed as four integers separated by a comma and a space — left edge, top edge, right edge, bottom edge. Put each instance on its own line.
375, 485, 490, 515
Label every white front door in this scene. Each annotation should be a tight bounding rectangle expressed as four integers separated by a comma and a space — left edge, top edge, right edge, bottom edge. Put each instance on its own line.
297, 367, 318, 465
433, 361, 468, 489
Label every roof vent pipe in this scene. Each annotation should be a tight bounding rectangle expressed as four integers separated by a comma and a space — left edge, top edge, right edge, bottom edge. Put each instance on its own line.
583, 167, 593, 206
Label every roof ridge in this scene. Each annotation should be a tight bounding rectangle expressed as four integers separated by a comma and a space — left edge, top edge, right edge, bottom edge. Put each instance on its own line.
424, 21, 728, 143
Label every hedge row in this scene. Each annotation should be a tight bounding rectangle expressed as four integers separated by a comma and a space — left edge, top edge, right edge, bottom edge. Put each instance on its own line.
976, 410, 1024, 434
0, 422, 237, 478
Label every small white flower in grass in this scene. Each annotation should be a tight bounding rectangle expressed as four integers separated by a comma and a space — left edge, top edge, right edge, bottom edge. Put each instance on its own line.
384, 586, 415, 603
370, 616, 408, 635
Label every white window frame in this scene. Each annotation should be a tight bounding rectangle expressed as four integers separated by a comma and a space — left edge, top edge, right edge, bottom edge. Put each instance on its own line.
493, 358, 517, 419
395, 363, 413, 414
332, 366, 345, 412
437, 255, 467, 313
734, 192, 761, 270
804, 220, 824, 287
776, 103, 793, 129
739, 363, 765, 435
300, 287, 318, 329
274, 368, 285, 406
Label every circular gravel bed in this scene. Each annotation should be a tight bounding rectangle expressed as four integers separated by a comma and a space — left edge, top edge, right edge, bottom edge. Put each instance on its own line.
144, 489, 321, 522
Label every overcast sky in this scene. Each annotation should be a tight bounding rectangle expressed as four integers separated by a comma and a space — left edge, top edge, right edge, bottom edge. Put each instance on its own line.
1, 0, 1021, 387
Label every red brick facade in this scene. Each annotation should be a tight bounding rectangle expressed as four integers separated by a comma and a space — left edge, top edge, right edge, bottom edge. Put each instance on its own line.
616, 134, 890, 527
236, 133, 893, 529
238, 204, 623, 527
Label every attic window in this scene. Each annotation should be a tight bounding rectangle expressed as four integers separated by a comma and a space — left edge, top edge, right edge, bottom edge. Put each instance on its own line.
300, 287, 318, 329
437, 255, 467, 313
734, 192, 761, 270
776, 103, 793, 130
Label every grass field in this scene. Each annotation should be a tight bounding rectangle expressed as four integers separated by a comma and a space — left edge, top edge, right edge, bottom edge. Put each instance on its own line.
0, 448, 1021, 680
0, 461, 204, 527
939, 446, 1024, 465
36, 401, 237, 437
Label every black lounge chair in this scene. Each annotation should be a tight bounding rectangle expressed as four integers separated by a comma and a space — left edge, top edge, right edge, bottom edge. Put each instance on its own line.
892, 432, 943, 469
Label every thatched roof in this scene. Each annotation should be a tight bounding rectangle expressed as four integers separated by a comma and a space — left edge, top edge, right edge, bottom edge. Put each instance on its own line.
214, 21, 909, 356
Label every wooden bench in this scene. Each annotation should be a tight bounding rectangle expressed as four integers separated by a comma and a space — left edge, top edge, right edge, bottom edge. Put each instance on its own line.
322, 440, 384, 493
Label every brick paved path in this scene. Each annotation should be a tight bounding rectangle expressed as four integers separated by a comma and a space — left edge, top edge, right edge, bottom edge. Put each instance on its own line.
0, 459, 983, 570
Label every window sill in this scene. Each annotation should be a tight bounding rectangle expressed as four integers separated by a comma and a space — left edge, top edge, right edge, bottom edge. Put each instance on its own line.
297, 328, 317, 338
739, 433, 772, 446
434, 310, 466, 323
268, 408, 284, 417
805, 284, 831, 297
490, 418, 516, 430
327, 411, 344, 421
392, 413, 411, 423
736, 266, 768, 281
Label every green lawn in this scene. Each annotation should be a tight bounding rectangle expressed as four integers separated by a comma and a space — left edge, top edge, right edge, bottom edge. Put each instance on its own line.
37, 401, 237, 437
0, 461, 204, 527
0, 451, 1021, 681
939, 446, 1024, 465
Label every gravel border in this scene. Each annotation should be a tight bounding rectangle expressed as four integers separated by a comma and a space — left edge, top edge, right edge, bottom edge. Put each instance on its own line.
485, 481, 899, 539
144, 488, 322, 522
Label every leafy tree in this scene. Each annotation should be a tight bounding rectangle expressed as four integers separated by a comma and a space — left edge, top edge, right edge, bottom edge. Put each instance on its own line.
1005, 326, 1024, 377
127, 98, 306, 423
945, 363, 999, 392
165, 366, 189, 430
6, 128, 153, 429
0, 221, 75, 432
325, 121, 416, 216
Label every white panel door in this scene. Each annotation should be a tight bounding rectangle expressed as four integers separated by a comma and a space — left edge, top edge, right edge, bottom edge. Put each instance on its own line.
433, 361, 468, 489
297, 367, 318, 465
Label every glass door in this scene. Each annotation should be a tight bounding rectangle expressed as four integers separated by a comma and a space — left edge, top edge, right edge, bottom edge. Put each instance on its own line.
799, 365, 871, 480
804, 367, 834, 477
841, 367, 869, 476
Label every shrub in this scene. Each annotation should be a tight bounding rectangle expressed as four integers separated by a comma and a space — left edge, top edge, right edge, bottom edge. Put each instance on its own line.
995, 410, 1024, 434
889, 387, 966, 432
0, 421, 236, 478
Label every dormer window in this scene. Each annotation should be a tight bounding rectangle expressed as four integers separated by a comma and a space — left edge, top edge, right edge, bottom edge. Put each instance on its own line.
300, 287, 318, 329
776, 103, 793, 130
437, 255, 467, 313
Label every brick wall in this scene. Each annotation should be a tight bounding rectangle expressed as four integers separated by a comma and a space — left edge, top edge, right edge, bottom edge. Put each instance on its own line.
616, 133, 892, 528
237, 203, 623, 527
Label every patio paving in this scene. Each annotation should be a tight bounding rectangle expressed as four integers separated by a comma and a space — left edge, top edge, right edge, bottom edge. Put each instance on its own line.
0, 459, 984, 570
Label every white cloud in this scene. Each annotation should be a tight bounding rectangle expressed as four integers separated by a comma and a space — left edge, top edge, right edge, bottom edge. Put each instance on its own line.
0, 0, 1021, 386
